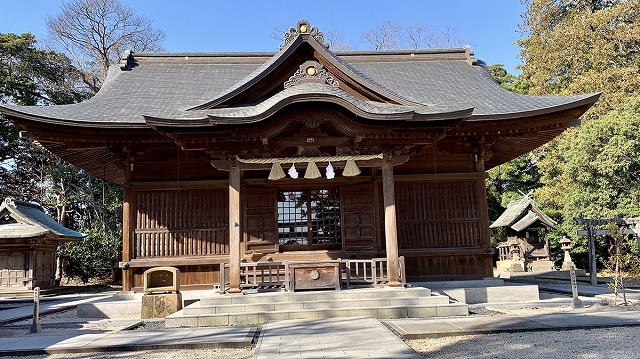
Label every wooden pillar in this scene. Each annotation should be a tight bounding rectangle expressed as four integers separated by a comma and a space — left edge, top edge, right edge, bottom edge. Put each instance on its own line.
121, 184, 134, 291
474, 152, 493, 277
228, 158, 242, 293
121, 154, 134, 291
586, 221, 597, 286
382, 154, 402, 287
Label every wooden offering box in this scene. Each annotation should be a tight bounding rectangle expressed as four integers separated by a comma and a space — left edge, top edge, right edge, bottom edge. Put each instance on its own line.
286, 261, 341, 292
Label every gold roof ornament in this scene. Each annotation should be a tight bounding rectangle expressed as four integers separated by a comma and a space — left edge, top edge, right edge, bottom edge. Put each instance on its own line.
281, 19, 329, 50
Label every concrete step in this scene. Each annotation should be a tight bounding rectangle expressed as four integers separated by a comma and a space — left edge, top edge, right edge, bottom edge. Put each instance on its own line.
198, 287, 432, 306
166, 302, 469, 327
166, 287, 467, 327
185, 295, 450, 315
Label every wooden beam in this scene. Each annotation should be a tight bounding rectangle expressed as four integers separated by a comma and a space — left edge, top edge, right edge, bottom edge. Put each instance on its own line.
382, 154, 402, 287
129, 180, 228, 190
228, 158, 242, 294
393, 172, 488, 181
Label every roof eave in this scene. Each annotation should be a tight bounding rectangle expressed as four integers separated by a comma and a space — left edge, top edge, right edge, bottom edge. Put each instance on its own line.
468, 93, 601, 121
144, 93, 474, 128
0, 105, 149, 129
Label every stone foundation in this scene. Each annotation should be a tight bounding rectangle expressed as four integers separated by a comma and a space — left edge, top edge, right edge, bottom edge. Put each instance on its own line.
141, 293, 183, 319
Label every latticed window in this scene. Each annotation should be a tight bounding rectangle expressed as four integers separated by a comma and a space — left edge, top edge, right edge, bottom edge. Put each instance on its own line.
277, 189, 341, 249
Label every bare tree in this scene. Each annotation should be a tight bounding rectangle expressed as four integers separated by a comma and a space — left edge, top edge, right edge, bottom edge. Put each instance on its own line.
47, 0, 165, 93
406, 25, 431, 49
363, 21, 466, 50
270, 26, 288, 43
324, 30, 354, 51
361, 20, 403, 50
430, 27, 465, 49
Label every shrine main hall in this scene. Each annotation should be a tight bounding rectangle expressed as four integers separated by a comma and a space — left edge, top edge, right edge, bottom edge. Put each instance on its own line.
0, 21, 598, 292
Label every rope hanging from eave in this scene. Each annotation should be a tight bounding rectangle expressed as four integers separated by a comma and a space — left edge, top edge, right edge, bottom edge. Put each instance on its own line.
236, 153, 383, 164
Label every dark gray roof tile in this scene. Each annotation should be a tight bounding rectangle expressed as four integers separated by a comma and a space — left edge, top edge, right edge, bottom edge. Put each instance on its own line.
0, 48, 597, 127
0, 198, 85, 239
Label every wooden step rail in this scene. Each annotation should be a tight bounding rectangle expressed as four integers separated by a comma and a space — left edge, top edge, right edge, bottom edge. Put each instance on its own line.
219, 261, 286, 293
219, 256, 406, 293
343, 257, 406, 287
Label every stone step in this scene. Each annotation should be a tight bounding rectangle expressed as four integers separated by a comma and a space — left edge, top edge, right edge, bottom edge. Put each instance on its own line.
166, 302, 469, 327
185, 295, 450, 315
198, 287, 432, 306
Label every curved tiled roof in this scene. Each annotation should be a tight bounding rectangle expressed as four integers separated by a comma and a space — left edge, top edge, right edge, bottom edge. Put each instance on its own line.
0, 43, 598, 128
490, 196, 557, 231
145, 82, 474, 127
351, 60, 597, 119
0, 198, 85, 240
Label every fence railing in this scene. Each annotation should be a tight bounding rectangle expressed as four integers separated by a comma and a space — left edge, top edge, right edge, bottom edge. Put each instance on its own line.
219, 256, 406, 293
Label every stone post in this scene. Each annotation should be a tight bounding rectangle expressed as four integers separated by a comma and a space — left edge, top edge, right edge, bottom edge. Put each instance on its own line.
29, 287, 42, 333
569, 265, 583, 309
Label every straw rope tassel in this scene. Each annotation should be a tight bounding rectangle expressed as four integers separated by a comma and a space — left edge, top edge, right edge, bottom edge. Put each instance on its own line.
304, 161, 321, 179
342, 159, 361, 177
268, 162, 285, 180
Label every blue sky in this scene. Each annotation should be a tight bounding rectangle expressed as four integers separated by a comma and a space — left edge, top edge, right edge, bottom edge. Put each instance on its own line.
1, 0, 527, 73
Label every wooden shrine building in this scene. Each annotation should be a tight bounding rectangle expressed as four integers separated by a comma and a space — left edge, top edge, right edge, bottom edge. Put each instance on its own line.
491, 196, 557, 272
0, 198, 84, 289
0, 21, 598, 292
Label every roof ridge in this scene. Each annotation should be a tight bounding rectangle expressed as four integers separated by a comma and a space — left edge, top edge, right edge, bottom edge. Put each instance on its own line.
3, 197, 44, 212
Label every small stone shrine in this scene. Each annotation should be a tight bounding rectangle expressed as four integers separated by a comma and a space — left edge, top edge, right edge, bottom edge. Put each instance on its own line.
141, 266, 182, 319
0, 198, 84, 289
491, 196, 556, 272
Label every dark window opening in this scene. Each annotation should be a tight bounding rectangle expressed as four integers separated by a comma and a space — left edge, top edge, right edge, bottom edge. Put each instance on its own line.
277, 189, 341, 250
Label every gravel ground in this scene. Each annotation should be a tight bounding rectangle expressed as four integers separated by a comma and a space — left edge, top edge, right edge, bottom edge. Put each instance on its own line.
405, 326, 640, 359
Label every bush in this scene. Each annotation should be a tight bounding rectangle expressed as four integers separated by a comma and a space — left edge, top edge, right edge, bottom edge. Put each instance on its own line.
58, 228, 121, 283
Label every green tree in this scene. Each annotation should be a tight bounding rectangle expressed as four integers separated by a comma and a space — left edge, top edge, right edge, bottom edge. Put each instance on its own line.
539, 98, 640, 267
1, 32, 88, 202
519, 0, 640, 268
542, 98, 640, 223
486, 153, 543, 219
1, 32, 123, 283
486, 64, 529, 94
0, 33, 86, 106
520, 0, 640, 118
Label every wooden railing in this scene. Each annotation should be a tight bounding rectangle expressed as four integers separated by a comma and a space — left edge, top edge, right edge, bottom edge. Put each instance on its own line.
343, 257, 406, 287
219, 261, 286, 291
219, 257, 406, 293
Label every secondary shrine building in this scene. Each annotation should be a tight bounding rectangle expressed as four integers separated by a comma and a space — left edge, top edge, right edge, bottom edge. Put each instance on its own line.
0, 21, 598, 292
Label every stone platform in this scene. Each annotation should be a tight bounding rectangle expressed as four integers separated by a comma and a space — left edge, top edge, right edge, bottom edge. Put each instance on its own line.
166, 287, 468, 327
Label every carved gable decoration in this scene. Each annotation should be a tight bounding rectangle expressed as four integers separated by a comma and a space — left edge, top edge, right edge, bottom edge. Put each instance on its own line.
284, 61, 338, 88
281, 19, 329, 50
186, 20, 420, 111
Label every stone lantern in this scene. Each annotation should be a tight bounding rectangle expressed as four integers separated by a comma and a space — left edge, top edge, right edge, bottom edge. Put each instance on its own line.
506, 237, 524, 272
560, 236, 574, 270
